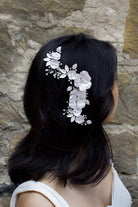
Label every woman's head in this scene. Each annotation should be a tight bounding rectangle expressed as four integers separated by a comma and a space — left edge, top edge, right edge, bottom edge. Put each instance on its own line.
24, 33, 117, 129
8, 33, 118, 187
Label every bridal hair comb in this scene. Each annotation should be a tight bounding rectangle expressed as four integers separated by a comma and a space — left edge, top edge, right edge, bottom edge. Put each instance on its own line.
43, 46, 92, 125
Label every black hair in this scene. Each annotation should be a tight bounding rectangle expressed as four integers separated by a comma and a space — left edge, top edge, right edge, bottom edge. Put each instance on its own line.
8, 33, 117, 187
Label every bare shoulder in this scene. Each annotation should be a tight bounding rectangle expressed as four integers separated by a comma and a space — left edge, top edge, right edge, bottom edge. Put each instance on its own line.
16, 191, 54, 207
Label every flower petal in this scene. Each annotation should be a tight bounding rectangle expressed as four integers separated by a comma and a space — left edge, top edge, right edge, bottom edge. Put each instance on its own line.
77, 101, 86, 109
67, 86, 72, 91
50, 59, 60, 69
72, 63, 77, 70
43, 57, 50, 62
56, 46, 61, 53
67, 113, 73, 117
47, 53, 53, 58
46, 61, 50, 66
73, 109, 82, 116
65, 65, 69, 72
51, 52, 61, 60
68, 70, 77, 80
75, 115, 85, 124
69, 102, 76, 108
60, 74, 66, 78
71, 116, 75, 122
60, 69, 66, 74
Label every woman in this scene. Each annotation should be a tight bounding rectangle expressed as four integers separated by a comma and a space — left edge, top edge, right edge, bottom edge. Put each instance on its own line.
8, 33, 132, 207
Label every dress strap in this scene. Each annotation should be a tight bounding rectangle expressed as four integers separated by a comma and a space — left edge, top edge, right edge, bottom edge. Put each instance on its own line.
10, 180, 70, 207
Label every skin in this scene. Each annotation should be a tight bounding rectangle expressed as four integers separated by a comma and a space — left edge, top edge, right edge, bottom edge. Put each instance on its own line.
104, 80, 119, 123
16, 81, 119, 207
16, 169, 113, 207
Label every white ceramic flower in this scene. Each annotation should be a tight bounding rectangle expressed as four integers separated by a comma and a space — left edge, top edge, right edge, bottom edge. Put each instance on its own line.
43, 50, 61, 70
74, 70, 92, 91
80, 71, 91, 82
69, 101, 76, 108
69, 94, 77, 102
70, 88, 78, 96
76, 100, 86, 109
75, 115, 85, 124
72, 109, 82, 116
68, 70, 77, 80
51, 52, 61, 60
46, 59, 60, 69
77, 90, 86, 99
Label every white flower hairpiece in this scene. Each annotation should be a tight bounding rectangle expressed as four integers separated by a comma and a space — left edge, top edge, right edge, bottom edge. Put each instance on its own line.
43, 46, 92, 125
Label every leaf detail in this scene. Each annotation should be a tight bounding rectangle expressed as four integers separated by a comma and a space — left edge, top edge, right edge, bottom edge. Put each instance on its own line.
72, 63, 77, 69
60, 74, 66, 78
65, 65, 69, 72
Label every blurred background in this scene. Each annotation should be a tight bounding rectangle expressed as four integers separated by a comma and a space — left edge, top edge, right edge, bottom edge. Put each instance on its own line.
0, 0, 137, 206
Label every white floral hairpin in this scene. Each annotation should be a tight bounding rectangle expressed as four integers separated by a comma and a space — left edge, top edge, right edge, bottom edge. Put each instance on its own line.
43, 46, 92, 125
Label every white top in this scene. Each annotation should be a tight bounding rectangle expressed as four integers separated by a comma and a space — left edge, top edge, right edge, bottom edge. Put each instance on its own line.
9, 163, 132, 207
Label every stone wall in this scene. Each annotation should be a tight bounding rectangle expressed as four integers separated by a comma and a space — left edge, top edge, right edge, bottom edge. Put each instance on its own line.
0, 0, 138, 206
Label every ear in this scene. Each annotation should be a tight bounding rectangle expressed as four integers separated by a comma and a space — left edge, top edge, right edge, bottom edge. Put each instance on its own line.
104, 81, 119, 123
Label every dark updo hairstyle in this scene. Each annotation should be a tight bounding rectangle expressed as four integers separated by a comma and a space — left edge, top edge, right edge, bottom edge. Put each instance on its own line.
8, 33, 117, 187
